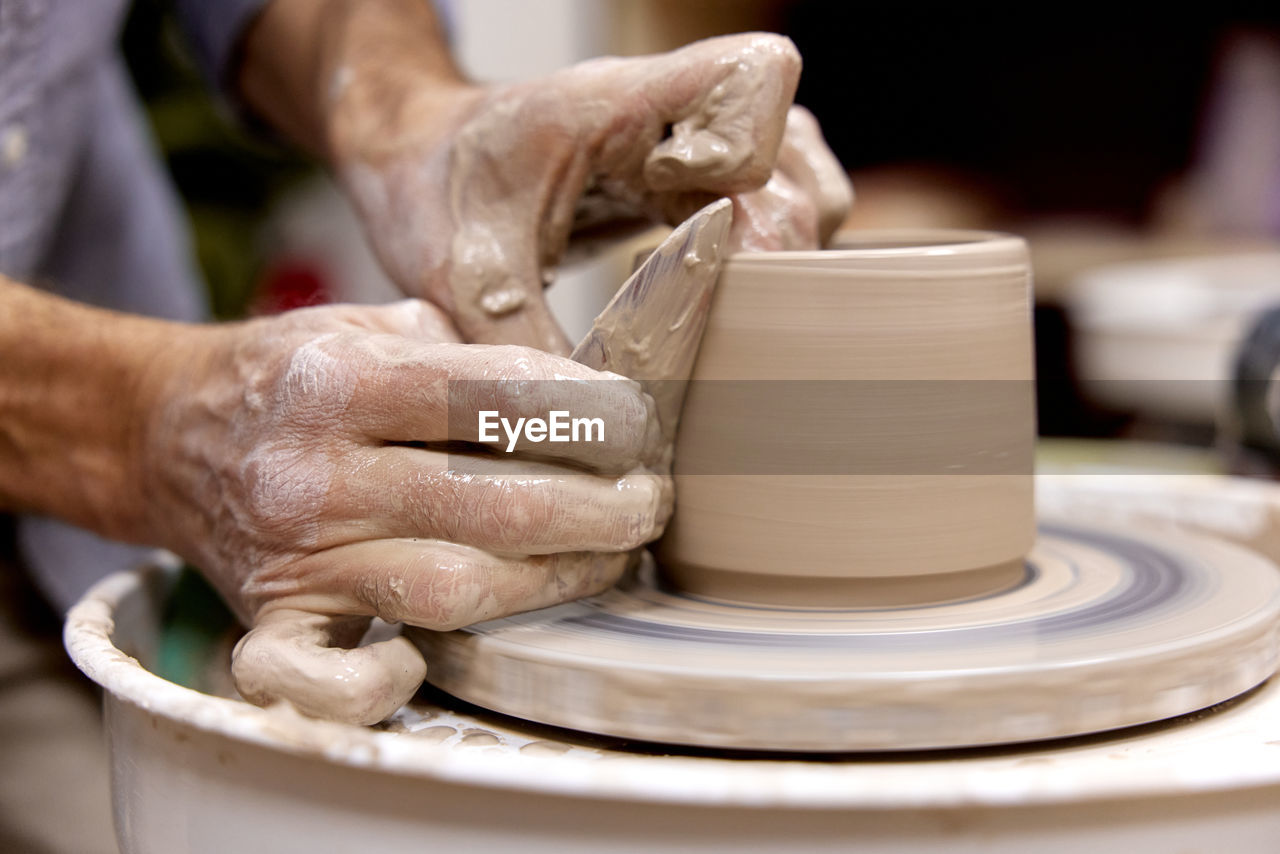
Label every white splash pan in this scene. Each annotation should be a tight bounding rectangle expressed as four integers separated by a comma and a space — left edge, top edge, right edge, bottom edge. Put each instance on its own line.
67, 474, 1280, 854
1065, 252, 1280, 424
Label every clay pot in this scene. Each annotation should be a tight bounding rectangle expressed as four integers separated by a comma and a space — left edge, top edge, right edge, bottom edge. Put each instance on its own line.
658, 229, 1036, 605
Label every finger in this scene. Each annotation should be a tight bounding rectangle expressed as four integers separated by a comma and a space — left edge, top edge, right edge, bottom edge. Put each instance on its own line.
775, 106, 855, 244
446, 347, 662, 467
453, 276, 572, 355
284, 299, 464, 343
342, 299, 465, 343
273, 541, 631, 630
727, 174, 821, 252
231, 610, 426, 726
338, 341, 663, 469
444, 86, 582, 353
642, 33, 802, 194
329, 445, 671, 554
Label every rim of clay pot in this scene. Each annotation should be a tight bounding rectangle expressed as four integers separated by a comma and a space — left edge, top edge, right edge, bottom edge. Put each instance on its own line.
723, 229, 1028, 277
62, 477, 1280, 809
727, 228, 1024, 266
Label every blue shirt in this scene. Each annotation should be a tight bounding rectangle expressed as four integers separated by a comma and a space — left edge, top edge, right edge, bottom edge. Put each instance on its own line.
1, 0, 266, 609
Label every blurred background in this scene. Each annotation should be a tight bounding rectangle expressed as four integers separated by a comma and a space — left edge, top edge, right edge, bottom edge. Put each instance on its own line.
123, 0, 1280, 473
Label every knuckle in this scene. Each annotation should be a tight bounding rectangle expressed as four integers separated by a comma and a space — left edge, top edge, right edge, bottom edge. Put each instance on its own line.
414, 562, 492, 631
611, 473, 665, 549
482, 478, 557, 548
472, 346, 561, 411
353, 570, 416, 623
618, 388, 657, 455
491, 345, 555, 384
237, 444, 326, 544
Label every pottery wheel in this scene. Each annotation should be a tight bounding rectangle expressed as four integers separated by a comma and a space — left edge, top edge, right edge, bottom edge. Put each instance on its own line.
412, 521, 1280, 751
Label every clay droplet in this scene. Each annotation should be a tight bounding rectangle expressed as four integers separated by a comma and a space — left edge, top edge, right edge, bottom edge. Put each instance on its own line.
415, 725, 457, 744
519, 740, 572, 757
480, 288, 527, 316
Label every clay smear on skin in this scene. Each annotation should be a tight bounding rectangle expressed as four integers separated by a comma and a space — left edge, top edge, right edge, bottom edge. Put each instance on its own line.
445, 35, 798, 334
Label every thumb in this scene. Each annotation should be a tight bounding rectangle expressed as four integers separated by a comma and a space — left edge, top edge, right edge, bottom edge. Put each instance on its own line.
231, 609, 427, 726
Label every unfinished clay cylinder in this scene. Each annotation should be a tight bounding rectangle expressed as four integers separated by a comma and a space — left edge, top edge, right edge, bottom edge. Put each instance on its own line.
657, 229, 1036, 605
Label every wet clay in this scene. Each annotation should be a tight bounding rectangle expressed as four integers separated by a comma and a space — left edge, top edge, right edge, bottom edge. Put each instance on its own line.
659, 229, 1036, 603
232, 609, 425, 727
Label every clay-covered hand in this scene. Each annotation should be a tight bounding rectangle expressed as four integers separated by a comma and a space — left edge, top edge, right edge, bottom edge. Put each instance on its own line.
729, 105, 855, 252
139, 300, 668, 724
326, 32, 852, 354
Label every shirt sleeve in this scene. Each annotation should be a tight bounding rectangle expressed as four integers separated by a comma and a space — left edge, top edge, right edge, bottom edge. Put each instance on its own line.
174, 0, 458, 96
172, 0, 271, 93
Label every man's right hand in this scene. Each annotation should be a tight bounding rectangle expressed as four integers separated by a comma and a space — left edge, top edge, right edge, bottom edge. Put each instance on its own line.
140, 299, 670, 724
0, 279, 669, 725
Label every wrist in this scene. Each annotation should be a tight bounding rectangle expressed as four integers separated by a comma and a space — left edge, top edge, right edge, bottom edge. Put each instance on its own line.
318, 7, 482, 169
0, 280, 192, 543
129, 320, 236, 555
239, 0, 482, 165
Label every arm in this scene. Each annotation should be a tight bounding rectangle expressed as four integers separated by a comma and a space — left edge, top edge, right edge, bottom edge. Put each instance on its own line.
235, 0, 474, 161
0, 275, 177, 541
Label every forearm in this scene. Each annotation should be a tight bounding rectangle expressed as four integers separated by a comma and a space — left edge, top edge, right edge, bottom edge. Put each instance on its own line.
236, 0, 479, 162
0, 277, 181, 542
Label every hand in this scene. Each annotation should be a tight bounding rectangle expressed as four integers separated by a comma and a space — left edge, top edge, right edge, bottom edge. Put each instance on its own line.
324, 31, 853, 353
729, 105, 856, 252
138, 300, 669, 724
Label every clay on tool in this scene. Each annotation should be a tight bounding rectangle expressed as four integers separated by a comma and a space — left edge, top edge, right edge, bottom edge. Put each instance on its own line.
572, 198, 734, 453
